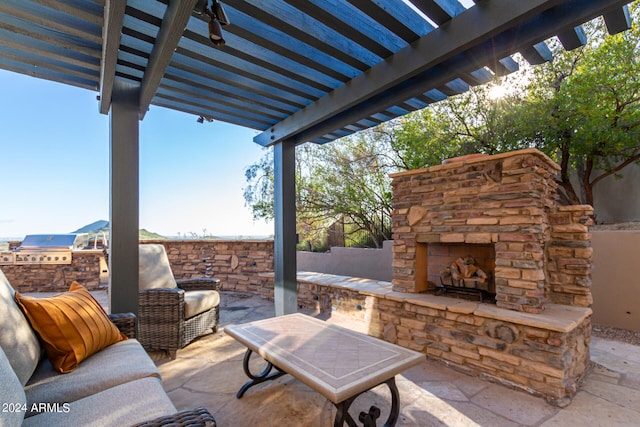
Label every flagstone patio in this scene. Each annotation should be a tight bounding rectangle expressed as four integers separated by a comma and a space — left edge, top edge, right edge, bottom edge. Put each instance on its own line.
153, 291, 640, 426
28, 289, 640, 425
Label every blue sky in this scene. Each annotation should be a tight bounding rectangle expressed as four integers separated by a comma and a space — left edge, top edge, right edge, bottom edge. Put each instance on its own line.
0, 69, 274, 239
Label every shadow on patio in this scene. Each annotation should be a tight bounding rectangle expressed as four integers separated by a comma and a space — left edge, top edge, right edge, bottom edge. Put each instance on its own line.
131, 290, 639, 427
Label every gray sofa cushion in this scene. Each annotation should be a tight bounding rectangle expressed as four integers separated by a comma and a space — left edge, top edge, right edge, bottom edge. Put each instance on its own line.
22, 376, 177, 427
0, 345, 27, 426
139, 244, 178, 289
0, 269, 42, 385
24, 339, 161, 416
184, 289, 220, 319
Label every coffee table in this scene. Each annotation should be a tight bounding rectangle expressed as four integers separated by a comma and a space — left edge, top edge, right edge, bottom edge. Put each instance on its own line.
225, 313, 424, 427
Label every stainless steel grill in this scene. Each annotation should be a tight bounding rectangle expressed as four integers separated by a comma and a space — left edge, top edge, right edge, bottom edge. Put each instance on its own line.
9, 234, 89, 265
0, 252, 14, 265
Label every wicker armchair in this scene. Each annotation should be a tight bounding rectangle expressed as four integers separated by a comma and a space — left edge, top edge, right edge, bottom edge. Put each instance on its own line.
138, 244, 221, 358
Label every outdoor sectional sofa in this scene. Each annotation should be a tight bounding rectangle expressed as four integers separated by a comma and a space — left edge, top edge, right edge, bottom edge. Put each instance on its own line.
0, 269, 215, 427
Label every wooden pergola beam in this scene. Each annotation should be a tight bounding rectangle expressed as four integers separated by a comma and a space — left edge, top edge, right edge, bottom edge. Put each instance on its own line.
138, 0, 198, 120
99, 0, 126, 115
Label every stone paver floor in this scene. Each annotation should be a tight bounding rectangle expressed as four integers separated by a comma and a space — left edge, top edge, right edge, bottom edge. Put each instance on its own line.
27, 289, 640, 426
153, 291, 640, 426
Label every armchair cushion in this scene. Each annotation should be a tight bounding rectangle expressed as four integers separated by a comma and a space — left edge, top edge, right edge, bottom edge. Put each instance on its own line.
15, 282, 126, 374
0, 269, 42, 386
139, 244, 178, 289
184, 290, 220, 319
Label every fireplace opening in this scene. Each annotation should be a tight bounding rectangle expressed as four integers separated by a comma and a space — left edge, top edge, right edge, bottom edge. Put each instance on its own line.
417, 242, 496, 302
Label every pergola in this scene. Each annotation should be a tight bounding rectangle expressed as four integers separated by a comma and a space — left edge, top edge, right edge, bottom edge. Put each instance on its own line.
0, 0, 632, 316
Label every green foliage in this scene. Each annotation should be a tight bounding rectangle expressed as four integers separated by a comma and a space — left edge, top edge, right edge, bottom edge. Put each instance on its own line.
507, 12, 640, 205
243, 147, 274, 221
385, 108, 461, 169
296, 133, 396, 249
243, 132, 398, 249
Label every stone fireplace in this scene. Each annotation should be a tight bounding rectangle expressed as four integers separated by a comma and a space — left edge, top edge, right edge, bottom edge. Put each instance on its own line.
391, 149, 593, 312
387, 149, 594, 406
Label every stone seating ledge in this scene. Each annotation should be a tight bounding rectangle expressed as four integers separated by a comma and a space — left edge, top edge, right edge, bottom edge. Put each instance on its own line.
296, 271, 591, 333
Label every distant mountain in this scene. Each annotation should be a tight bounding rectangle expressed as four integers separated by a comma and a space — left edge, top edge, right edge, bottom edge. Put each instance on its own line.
72, 220, 166, 240
139, 229, 166, 240
73, 220, 109, 234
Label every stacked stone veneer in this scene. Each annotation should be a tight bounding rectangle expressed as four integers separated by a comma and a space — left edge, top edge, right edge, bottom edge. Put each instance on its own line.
146, 240, 274, 298
546, 207, 594, 307
2, 240, 275, 295
1, 250, 104, 292
294, 271, 592, 407
390, 149, 594, 314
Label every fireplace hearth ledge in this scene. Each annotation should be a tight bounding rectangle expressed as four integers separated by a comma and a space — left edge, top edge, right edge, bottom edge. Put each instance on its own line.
297, 271, 590, 332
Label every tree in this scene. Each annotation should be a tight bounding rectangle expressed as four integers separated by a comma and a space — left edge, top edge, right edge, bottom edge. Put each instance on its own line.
500, 13, 640, 206
381, 107, 462, 170
243, 133, 398, 249
243, 147, 274, 221
386, 8, 640, 208
297, 133, 396, 249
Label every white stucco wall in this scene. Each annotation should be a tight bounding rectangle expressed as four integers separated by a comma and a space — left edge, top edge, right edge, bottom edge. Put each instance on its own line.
296, 240, 393, 282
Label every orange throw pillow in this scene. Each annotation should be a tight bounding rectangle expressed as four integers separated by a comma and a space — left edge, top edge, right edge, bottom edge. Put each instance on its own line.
15, 282, 126, 373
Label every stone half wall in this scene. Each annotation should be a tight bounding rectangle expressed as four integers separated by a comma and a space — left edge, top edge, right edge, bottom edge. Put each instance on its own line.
2, 240, 275, 295
390, 149, 594, 314
144, 240, 274, 297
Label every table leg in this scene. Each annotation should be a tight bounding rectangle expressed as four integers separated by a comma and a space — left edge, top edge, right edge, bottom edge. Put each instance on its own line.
236, 349, 287, 398
333, 377, 400, 427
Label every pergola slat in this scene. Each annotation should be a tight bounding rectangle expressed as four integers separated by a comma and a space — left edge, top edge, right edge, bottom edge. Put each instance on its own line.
212, 5, 360, 81
0, 27, 99, 72
557, 25, 588, 50
347, 0, 435, 41
604, 5, 632, 34
0, 55, 97, 90
253, 0, 563, 146
520, 42, 554, 65
407, 0, 466, 26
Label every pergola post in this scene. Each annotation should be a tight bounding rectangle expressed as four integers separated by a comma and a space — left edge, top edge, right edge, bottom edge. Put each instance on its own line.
273, 140, 297, 316
108, 81, 140, 315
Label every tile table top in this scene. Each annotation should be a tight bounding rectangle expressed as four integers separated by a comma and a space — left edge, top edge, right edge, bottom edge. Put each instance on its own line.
225, 313, 425, 403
